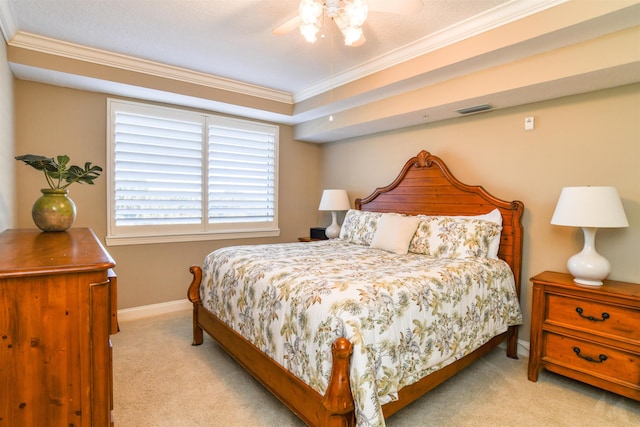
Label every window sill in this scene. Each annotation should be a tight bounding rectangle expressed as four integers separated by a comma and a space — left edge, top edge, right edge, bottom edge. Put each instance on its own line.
105, 229, 280, 246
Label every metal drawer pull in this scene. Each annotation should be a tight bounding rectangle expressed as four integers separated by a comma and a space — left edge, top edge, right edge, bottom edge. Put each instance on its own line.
575, 307, 610, 322
573, 347, 608, 363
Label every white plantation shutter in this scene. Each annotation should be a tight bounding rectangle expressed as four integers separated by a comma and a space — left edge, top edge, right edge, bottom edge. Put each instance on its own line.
107, 100, 279, 245
208, 121, 275, 224
113, 111, 203, 226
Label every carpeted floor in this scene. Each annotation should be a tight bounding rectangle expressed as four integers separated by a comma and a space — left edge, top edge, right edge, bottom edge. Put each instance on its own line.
111, 310, 639, 426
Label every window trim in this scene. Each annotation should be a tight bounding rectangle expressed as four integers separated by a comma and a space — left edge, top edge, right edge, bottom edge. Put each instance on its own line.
105, 99, 279, 246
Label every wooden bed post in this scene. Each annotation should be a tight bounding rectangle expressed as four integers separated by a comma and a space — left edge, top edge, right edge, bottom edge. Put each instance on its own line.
321, 337, 355, 427
506, 325, 519, 359
506, 198, 525, 360
188, 265, 204, 346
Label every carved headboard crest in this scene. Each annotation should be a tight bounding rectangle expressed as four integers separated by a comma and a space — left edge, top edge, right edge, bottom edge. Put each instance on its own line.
414, 150, 432, 168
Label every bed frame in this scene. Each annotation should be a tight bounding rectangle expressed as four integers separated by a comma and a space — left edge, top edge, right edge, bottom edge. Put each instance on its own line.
188, 150, 524, 426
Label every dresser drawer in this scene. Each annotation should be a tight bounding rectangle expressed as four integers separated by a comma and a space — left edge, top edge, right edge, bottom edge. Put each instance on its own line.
547, 294, 640, 343
544, 332, 640, 387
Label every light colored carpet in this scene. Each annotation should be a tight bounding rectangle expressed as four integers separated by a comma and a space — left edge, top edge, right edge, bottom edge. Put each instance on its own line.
111, 310, 639, 426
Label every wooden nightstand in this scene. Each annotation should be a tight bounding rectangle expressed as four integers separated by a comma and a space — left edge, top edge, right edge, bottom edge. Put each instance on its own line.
299, 227, 328, 242
528, 271, 640, 401
298, 237, 322, 242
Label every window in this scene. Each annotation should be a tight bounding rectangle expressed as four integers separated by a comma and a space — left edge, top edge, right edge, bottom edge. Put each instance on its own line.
106, 99, 279, 245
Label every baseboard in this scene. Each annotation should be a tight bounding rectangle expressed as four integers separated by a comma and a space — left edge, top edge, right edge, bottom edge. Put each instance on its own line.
117, 299, 192, 322
499, 338, 530, 358
518, 339, 530, 357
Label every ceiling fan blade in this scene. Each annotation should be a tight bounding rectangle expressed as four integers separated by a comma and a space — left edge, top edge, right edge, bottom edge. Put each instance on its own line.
368, 0, 423, 15
272, 15, 301, 35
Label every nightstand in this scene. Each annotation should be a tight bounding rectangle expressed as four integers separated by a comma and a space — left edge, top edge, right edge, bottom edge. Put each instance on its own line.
528, 271, 640, 401
299, 227, 328, 242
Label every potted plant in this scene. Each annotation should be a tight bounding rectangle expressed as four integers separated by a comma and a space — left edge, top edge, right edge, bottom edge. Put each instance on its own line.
15, 154, 102, 231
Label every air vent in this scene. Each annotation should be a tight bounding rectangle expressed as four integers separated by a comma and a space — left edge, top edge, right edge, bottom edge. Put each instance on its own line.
456, 104, 492, 115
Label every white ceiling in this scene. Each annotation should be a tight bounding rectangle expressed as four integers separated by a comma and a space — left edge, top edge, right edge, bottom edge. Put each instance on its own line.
1, 0, 639, 142
3, 0, 515, 97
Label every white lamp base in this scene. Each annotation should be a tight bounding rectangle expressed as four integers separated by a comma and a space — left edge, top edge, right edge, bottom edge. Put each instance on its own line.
567, 227, 610, 286
325, 211, 341, 239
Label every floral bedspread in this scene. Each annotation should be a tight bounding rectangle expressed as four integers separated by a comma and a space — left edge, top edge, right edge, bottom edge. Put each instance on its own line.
200, 239, 522, 427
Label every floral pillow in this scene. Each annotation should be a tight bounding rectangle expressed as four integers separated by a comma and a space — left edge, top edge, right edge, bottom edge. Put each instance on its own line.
464, 209, 503, 258
339, 209, 382, 246
408, 216, 502, 259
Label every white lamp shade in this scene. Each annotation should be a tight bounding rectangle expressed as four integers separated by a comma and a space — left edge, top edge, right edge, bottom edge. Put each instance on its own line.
551, 186, 629, 228
551, 186, 628, 286
318, 189, 351, 211
318, 189, 350, 239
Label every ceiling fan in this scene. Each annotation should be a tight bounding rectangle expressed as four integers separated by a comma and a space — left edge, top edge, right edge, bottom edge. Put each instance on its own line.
273, 0, 423, 47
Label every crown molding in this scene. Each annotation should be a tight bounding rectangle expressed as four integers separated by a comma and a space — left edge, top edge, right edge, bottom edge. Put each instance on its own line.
0, 0, 18, 42
8, 31, 294, 105
2, 0, 565, 106
293, 0, 567, 102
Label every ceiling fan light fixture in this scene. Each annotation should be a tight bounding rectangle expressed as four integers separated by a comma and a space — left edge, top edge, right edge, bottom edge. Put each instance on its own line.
297, 0, 369, 46
300, 23, 320, 43
299, 0, 323, 24
342, 26, 363, 46
344, 0, 368, 27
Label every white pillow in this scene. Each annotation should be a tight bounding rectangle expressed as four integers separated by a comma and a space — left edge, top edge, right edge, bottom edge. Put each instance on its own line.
371, 214, 420, 255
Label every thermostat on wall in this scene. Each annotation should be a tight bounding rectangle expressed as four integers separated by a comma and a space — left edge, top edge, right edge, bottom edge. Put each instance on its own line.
525, 116, 535, 131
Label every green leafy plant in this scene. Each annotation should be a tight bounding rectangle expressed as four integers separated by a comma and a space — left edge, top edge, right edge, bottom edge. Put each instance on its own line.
15, 154, 103, 190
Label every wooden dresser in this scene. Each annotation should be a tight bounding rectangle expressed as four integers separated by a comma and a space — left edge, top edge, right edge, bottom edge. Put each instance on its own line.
0, 228, 117, 426
528, 271, 640, 401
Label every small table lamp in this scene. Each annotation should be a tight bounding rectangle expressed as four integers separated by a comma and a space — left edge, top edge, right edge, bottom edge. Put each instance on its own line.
551, 186, 629, 286
318, 189, 351, 239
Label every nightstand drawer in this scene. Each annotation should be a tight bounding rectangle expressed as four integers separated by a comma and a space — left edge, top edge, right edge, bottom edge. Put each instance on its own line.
547, 294, 640, 343
544, 333, 640, 387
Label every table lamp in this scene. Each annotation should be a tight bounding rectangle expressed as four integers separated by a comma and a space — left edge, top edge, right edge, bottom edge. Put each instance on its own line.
318, 189, 350, 239
551, 186, 629, 286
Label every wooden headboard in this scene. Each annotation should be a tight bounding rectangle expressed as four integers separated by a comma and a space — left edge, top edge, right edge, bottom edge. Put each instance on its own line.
355, 150, 525, 293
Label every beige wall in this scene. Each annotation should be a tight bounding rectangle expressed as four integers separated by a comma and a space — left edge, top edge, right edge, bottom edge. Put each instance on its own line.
9, 69, 640, 345
0, 39, 14, 231
319, 83, 640, 342
14, 81, 322, 308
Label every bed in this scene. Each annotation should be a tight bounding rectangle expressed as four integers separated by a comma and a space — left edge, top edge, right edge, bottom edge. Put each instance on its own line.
187, 150, 525, 427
